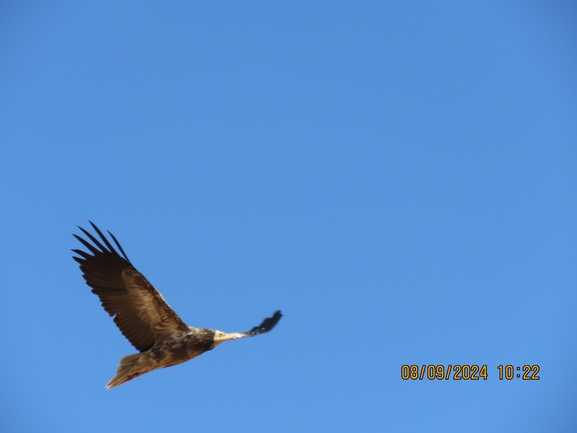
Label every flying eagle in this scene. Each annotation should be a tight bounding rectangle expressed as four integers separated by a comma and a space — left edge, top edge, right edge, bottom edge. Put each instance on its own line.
72, 222, 282, 389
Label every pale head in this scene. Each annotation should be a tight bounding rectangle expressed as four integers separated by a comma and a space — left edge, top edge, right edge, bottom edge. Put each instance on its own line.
213, 330, 246, 346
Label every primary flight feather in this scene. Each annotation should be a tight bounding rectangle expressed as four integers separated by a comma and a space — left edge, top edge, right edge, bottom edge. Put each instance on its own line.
72, 222, 282, 389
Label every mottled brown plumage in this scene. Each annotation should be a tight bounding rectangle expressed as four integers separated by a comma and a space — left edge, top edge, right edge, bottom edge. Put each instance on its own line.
72, 222, 282, 389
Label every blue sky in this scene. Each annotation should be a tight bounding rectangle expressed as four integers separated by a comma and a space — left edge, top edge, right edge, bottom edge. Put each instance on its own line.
1, 1, 576, 432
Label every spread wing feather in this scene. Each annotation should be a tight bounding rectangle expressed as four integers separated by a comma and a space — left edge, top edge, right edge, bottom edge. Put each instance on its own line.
242, 310, 283, 337
72, 222, 189, 352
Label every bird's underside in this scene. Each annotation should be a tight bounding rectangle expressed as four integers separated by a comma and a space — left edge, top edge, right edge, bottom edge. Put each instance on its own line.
72, 222, 282, 389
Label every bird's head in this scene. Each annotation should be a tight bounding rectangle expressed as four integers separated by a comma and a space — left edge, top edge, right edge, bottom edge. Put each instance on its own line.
213, 330, 246, 346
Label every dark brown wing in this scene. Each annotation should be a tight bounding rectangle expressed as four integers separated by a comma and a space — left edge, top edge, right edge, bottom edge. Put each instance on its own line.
72, 222, 189, 352
242, 310, 282, 337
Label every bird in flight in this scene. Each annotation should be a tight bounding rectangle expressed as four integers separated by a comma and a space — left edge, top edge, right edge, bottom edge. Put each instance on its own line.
72, 222, 282, 389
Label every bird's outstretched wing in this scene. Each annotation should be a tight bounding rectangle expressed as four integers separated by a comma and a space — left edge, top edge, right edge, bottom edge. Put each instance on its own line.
241, 310, 283, 338
72, 222, 189, 352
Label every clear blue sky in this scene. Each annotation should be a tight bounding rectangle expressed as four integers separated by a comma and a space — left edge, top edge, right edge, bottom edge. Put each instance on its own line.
1, 1, 576, 432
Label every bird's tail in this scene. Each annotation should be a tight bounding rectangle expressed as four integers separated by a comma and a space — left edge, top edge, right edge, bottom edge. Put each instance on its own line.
105, 353, 142, 390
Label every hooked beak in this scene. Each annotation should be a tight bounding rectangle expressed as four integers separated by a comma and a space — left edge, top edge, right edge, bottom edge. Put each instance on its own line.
226, 332, 246, 340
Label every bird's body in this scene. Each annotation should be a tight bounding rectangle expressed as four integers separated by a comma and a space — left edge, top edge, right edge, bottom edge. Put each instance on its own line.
106, 327, 215, 389
72, 222, 282, 389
